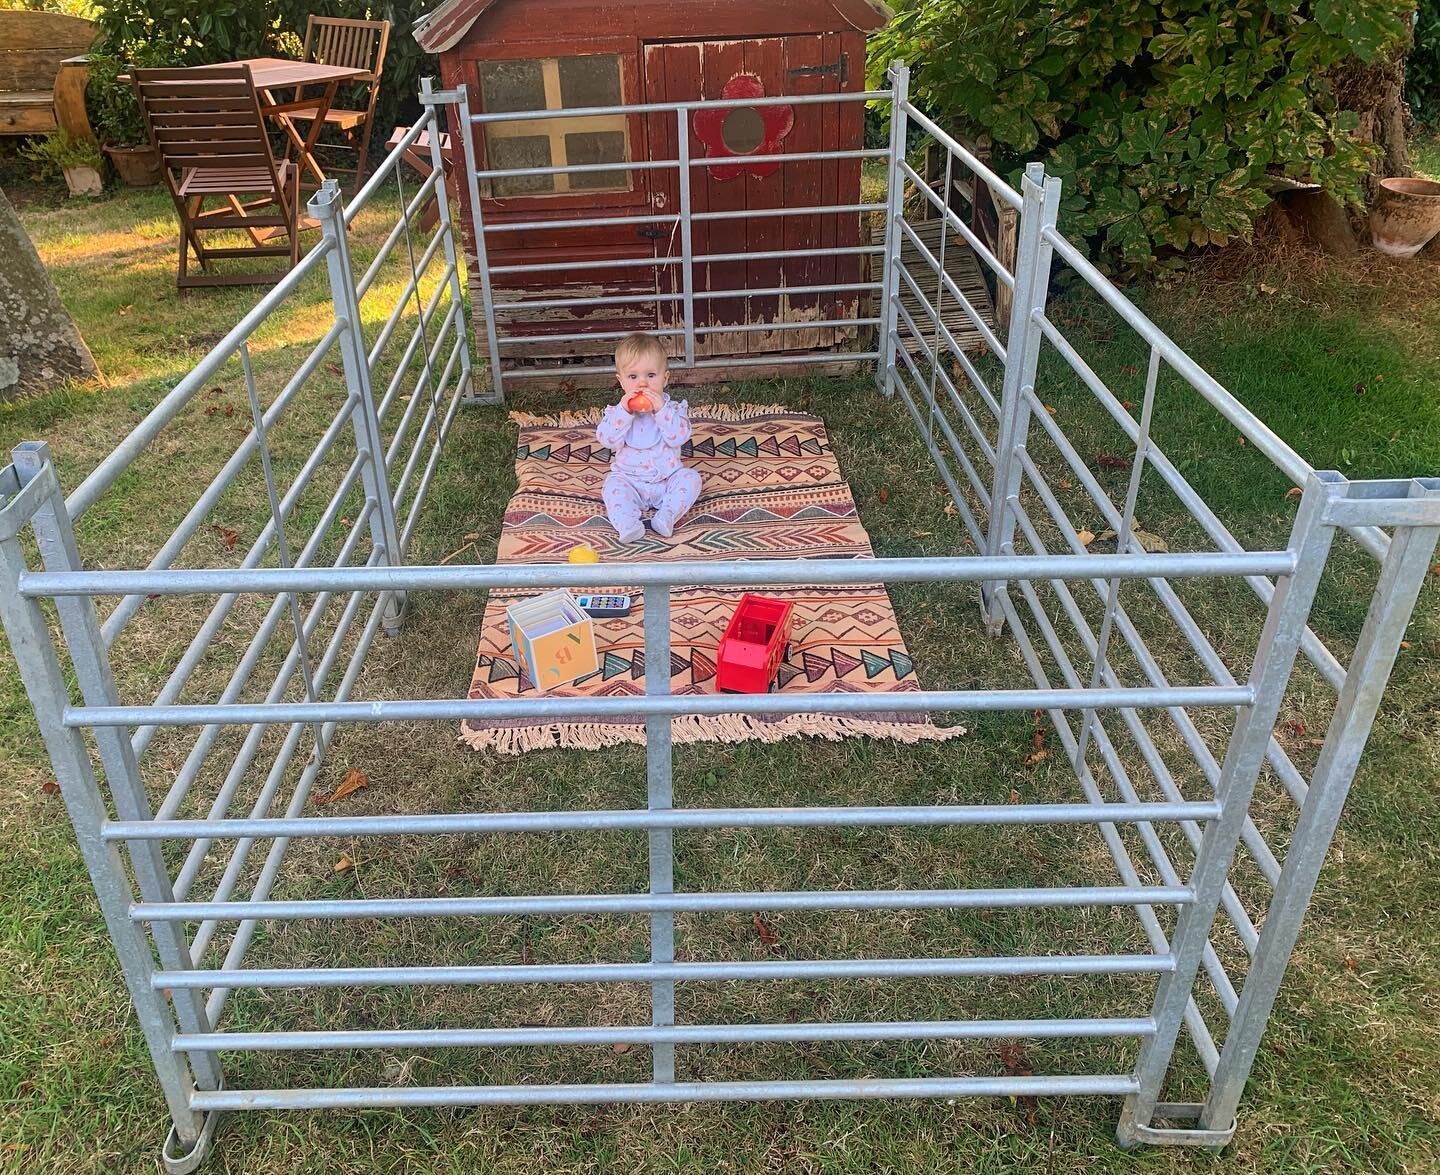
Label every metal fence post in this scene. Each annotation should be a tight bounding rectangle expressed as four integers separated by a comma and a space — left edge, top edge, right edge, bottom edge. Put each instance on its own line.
310, 180, 407, 635
11, 443, 223, 1098
1118, 470, 1347, 1147
1201, 479, 1440, 1134
676, 108, 696, 371
452, 81, 506, 404
419, 78, 478, 406
0, 462, 209, 1158
644, 584, 676, 1083
982, 162, 1061, 631
876, 62, 909, 396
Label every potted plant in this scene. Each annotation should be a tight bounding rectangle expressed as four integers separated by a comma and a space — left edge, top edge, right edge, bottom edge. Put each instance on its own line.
21, 131, 107, 197
87, 52, 162, 187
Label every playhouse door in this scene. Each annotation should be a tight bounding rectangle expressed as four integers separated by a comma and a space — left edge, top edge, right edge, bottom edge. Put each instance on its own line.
643, 34, 863, 360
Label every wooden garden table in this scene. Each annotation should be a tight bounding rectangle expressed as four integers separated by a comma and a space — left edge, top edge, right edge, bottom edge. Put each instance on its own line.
224, 57, 371, 191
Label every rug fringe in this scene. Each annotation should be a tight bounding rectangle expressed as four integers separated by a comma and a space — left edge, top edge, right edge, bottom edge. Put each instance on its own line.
509, 402, 798, 429
460, 713, 967, 756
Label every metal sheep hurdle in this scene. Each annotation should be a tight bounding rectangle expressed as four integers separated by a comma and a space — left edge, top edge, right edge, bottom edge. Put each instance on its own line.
0, 69, 1436, 1172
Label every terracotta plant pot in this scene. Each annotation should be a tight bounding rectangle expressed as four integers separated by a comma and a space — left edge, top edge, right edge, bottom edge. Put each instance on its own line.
104, 144, 162, 187
62, 165, 103, 197
1369, 177, 1440, 258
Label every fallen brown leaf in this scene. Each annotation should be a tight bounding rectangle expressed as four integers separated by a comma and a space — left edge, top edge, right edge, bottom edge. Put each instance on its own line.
1023, 749, 1051, 767
877, 487, 890, 504
1132, 527, 1169, 553
333, 853, 354, 873
752, 914, 780, 950
1284, 720, 1307, 737
1285, 487, 1303, 500
213, 525, 239, 549
1077, 528, 1096, 547
1007, 788, 1020, 803
613, 1042, 632, 1054
1097, 453, 1128, 470
943, 502, 959, 517
40, 780, 59, 795
317, 767, 368, 805
1043, 404, 1057, 415
1059, 478, 1073, 490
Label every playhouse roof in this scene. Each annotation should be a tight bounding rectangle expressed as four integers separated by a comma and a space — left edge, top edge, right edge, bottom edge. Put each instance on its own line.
414, 0, 890, 54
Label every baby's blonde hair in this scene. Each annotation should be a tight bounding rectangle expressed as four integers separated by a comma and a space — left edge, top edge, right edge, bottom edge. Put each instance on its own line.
614, 332, 669, 370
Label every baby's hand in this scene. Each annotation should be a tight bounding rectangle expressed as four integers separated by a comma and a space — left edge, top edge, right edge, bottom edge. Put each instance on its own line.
624, 391, 657, 414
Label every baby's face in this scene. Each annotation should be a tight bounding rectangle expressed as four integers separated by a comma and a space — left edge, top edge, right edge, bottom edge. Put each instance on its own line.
616, 353, 669, 401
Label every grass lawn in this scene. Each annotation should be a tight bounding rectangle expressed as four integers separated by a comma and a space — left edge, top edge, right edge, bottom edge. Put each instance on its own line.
0, 175, 1437, 1175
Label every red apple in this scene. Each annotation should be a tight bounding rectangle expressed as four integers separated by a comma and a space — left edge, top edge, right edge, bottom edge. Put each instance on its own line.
625, 391, 655, 414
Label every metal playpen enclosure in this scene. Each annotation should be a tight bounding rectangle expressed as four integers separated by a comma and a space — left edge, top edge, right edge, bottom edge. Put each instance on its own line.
1, 66, 1436, 1171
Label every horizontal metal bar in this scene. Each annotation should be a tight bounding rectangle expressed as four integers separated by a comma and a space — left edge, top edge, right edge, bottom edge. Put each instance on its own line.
900, 101, 1023, 211
499, 328, 685, 349
484, 211, 679, 233
475, 146, 882, 183
474, 156, 682, 181
468, 89, 890, 125
500, 350, 880, 380
1326, 486, 1440, 528
192, 1074, 1140, 1111
488, 244, 881, 275
155, 953, 1174, 990
105, 800, 1222, 842
694, 202, 886, 222
692, 318, 877, 337
135, 885, 1192, 923
64, 240, 336, 520
492, 281, 878, 313
689, 351, 879, 369
174, 1017, 1157, 1052
72, 686, 1253, 730
27, 550, 1297, 598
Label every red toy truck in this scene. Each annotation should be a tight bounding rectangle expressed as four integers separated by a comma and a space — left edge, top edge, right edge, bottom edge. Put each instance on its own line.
716, 593, 795, 694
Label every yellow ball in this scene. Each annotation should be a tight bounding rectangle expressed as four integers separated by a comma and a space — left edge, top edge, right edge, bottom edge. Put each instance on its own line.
567, 544, 601, 564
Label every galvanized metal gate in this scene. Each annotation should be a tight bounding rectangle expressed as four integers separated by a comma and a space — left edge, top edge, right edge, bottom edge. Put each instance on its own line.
1, 67, 1436, 1172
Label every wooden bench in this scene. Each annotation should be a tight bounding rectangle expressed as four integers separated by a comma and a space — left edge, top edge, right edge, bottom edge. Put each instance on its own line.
0, 11, 96, 141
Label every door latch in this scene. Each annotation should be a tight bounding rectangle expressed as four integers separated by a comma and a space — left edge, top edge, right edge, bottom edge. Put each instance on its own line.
788, 54, 848, 86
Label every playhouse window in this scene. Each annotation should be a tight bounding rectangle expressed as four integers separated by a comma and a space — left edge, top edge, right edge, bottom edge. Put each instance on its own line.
479, 55, 632, 197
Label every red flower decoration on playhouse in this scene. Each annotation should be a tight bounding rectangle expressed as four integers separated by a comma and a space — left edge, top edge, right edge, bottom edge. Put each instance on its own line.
692, 74, 794, 180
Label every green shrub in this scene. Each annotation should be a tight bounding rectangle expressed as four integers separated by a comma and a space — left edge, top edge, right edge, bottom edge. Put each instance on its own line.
21, 130, 104, 182
871, 0, 1413, 270
85, 2, 438, 151
1409, 0, 1440, 127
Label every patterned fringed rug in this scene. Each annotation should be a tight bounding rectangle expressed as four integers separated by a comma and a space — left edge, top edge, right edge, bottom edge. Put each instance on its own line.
461, 403, 966, 754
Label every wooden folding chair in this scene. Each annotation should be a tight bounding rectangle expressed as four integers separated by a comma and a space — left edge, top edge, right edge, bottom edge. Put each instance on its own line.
290, 15, 391, 193
134, 66, 302, 289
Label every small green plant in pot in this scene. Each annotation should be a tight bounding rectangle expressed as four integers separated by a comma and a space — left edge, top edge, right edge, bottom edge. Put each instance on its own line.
87, 48, 175, 187
22, 131, 107, 197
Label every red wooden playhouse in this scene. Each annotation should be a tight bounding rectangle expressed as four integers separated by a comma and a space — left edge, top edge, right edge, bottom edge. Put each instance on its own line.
414, 0, 891, 379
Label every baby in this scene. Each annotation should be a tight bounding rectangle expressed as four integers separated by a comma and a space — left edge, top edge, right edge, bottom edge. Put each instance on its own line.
597, 333, 702, 544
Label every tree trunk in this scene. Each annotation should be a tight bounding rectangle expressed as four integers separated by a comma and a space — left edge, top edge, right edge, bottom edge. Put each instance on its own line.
1330, 30, 1414, 188
0, 186, 97, 401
